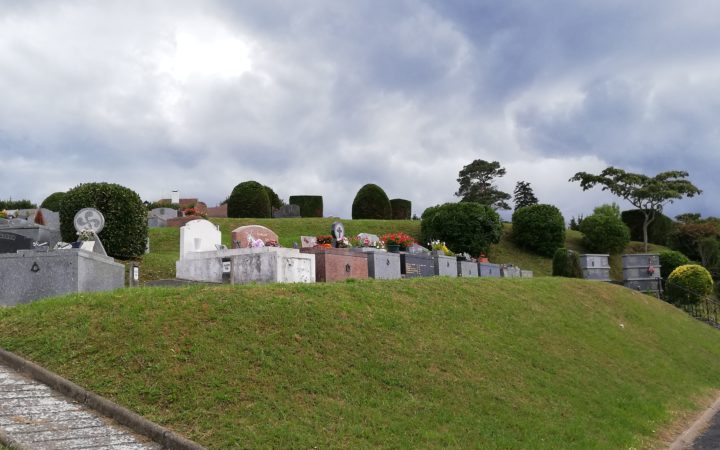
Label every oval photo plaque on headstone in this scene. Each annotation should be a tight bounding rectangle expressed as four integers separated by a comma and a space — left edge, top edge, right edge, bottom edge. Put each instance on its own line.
73, 208, 105, 234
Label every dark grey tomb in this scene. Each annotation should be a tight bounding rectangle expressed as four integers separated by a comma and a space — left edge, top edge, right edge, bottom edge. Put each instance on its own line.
400, 253, 434, 278
0, 231, 35, 254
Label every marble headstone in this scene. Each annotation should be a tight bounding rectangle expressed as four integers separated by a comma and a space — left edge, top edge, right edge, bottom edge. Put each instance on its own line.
180, 219, 221, 258
231, 225, 279, 248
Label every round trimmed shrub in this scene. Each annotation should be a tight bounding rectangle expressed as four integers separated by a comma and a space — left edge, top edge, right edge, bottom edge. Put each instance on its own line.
552, 248, 583, 278
40, 192, 66, 212
659, 250, 691, 282
263, 185, 283, 210
420, 202, 502, 256
227, 181, 271, 218
59, 182, 147, 259
512, 204, 565, 257
579, 213, 630, 254
289, 195, 323, 218
352, 184, 392, 220
666, 264, 714, 305
621, 209, 675, 246
390, 198, 411, 220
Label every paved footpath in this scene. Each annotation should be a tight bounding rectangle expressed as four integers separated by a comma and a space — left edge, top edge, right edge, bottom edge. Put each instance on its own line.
0, 362, 163, 450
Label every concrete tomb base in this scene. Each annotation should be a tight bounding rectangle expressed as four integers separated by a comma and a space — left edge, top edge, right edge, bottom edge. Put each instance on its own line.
351, 249, 401, 280
176, 247, 315, 284
457, 260, 479, 277
479, 262, 501, 277
400, 253, 434, 278
432, 253, 458, 277
0, 249, 125, 307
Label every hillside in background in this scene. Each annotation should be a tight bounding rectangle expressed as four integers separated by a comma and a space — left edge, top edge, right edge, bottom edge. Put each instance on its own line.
0, 278, 718, 449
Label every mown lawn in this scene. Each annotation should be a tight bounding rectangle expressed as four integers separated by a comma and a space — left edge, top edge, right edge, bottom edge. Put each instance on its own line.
0, 277, 719, 449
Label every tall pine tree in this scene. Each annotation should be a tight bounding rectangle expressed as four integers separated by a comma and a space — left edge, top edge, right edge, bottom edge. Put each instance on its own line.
513, 181, 538, 211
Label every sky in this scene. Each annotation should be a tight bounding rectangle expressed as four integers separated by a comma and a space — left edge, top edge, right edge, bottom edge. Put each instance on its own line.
1, 0, 718, 221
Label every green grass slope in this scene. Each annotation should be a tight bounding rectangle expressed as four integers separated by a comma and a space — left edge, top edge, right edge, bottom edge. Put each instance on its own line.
1, 278, 719, 449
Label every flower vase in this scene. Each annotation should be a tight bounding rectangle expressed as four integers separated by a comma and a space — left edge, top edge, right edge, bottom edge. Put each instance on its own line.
387, 244, 400, 253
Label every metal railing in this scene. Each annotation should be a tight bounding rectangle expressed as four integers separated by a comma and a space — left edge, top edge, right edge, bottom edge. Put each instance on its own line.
662, 278, 720, 328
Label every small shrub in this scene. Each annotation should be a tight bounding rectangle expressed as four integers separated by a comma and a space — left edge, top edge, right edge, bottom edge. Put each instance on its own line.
512, 204, 566, 257
40, 192, 66, 212
666, 264, 713, 305
421, 202, 502, 256
659, 251, 691, 282
390, 198, 411, 220
621, 209, 675, 246
579, 213, 630, 254
552, 248, 583, 278
60, 182, 147, 259
227, 181, 271, 218
352, 184, 392, 220
289, 195, 323, 218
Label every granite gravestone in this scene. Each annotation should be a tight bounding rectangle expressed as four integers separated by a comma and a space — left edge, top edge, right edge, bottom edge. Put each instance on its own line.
400, 253, 434, 278
301, 236, 317, 248
0, 231, 35, 254
231, 225, 279, 248
478, 262, 501, 277
331, 222, 345, 248
300, 247, 368, 282
457, 259, 479, 277
273, 204, 301, 219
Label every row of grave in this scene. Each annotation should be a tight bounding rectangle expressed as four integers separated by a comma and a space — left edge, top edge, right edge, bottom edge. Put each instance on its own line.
147, 203, 302, 228
175, 219, 532, 284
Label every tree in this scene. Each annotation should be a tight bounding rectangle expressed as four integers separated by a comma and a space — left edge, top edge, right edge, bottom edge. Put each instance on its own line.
513, 181, 538, 211
675, 213, 701, 224
570, 167, 701, 251
455, 159, 511, 210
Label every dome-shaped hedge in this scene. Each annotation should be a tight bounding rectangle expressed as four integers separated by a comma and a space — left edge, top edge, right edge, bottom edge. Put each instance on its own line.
263, 185, 283, 210
512, 204, 565, 257
579, 213, 630, 254
390, 198, 412, 220
40, 192, 66, 212
352, 184, 391, 220
227, 181, 271, 218
59, 182, 147, 259
666, 264, 713, 305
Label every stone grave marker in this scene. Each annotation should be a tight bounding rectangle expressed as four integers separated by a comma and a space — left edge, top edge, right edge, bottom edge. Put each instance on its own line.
231, 225, 279, 248
0, 231, 35, 254
400, 253, 434, 278
479, 262, 501, 277
457, 259, 479, 277
273, 204, 301, 218
32, 208, 60, 230
180, 219, 221, 258
147, 217, 167, 228
433, 253, 458, 277
73, 208, 108, 256
367, 252, 401, 279
331, 222, 345, 248
149, 207, 179, 221
301, 236, 317, 248
300, 247, 368, 282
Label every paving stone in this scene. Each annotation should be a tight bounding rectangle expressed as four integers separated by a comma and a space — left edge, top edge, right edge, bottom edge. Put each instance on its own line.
0, 362, 163, 449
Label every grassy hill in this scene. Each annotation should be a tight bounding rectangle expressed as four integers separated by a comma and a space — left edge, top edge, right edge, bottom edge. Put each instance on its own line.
1, 278, 719, 449
141, 219, 668, 282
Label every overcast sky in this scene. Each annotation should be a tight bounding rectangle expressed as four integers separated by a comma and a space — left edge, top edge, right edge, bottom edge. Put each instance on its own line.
1, 1, 718, 221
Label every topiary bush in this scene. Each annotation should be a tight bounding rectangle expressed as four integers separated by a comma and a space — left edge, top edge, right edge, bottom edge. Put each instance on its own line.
666, 264, 713, 305
420, 202, 502, 256
552, 248, 583, 278
659, 250, 691, 283
352, 184, 392, 220
579, 213, 630, 254
512, 204, 566, 257
40, 192, 66, 212
289, 195, 323, 218
227, 181, 271, 218
263, 185, 284, 210
390, 198, 411, 220
621, 209, 675, 246
59, 182, 147, 259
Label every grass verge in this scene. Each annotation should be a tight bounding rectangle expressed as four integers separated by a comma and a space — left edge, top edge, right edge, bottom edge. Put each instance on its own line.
0, 277, 718, 449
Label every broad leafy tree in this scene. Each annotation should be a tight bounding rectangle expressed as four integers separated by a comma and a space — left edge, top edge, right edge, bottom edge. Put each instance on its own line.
455, 159, 511, 210
570, 167, 702, 251
513, 181, 538, 211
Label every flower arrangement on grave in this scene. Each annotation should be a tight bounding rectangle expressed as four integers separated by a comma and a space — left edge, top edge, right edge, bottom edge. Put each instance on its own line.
315, 235, 333, 248
351, 235, 385, 249
430, 240, 454, 256
381, 232, 414, 250
335, 236, 351, 248
77, 229, 96, 241
0, 210, 6, 219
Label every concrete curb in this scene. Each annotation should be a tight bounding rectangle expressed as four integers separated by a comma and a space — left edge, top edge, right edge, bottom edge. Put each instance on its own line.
669, 395, 720, 450
0, 347, 206, 450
